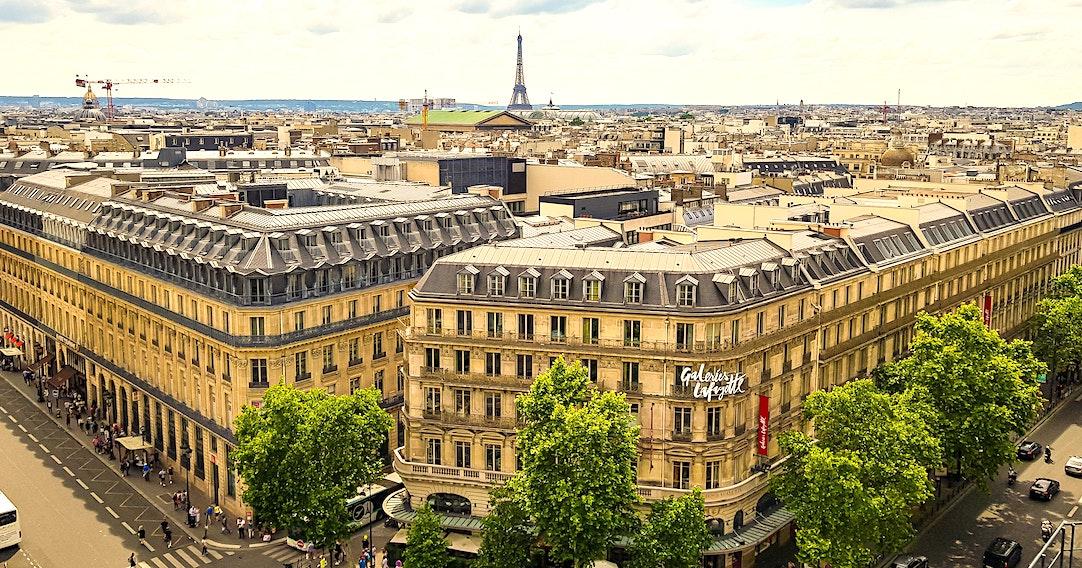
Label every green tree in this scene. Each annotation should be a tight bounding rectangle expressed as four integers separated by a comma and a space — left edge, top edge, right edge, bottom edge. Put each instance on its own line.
628, 488, 712, 568
1033, 268, 1082, 381
678, 112, 694, 120
772, 380, 940, 568
877, 304, 1043, 483
404, 504, 449, 568
569, 117, 585, 126
475, 481, 536, 568
232, 382, 392, 548
515, 358, 640, 567
1048, 265, 1082, 299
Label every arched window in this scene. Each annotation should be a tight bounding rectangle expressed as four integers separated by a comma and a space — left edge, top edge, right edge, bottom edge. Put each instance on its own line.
427, 493, 472, 517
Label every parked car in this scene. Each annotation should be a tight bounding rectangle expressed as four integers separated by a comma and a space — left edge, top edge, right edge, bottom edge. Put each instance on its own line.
983, 537, 1022, 568
1018, 440, 1042, 460
1029, 478, 1061, 501
1065, 456, 1082, 477
893, 555, 929, 568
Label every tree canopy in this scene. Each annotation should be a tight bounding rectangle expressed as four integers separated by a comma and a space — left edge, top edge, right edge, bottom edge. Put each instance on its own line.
474, 481, 537, 568
1033, 267, 1082, 374
232, 382, 392, 547
494, 358, 640, 567
875, 304, 1043, 483
404, 504, 449, 568
771, 379, 940, 568
627, 488, 712, 568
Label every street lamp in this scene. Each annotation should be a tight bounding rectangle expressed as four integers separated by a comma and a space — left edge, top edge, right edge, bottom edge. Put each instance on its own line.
180, 444, 193, 511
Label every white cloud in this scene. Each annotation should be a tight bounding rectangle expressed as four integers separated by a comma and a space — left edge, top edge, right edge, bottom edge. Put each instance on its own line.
1, 0, 1079, 107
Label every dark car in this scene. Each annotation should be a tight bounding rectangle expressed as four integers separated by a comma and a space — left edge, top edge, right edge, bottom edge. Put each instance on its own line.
983, 537, 1022, 568
1029, 478, 1061, 501
893, 555, 929, 568
1018, 440, 1042, 460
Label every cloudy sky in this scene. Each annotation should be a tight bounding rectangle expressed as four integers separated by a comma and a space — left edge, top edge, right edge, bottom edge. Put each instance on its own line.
1, 0, 1079, 107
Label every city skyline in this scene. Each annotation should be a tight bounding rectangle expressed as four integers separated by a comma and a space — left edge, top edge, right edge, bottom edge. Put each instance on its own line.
1, 0, 1079, 108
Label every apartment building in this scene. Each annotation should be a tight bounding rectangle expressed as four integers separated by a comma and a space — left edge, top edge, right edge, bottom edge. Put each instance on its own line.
0, 167, 518, 516
391, 181, 1082, 567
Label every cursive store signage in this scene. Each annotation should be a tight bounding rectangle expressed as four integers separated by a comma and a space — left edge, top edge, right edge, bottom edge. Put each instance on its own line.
679, 365, 747, 402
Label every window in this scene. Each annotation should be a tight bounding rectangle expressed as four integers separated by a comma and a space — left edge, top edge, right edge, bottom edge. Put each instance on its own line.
455, 349, 471, 374
706, 460, 721, 489
250, 358, 268, 385
672, 460, 691, 489
622, 361, 639, 390
552, 277, 570, 300
424, 387, 441, 413
486, 312, 503, 338
485, 352, 501, 376
674, 406, 692, 436
295, 352, 309, 380
321, 306, 332, 325
707, 407, 722, 438
485, 392, 502, 418
623, 320, 641, 347
456, 273, 474, 294
676, 322, 694, 350
485, 444, 502, 472
372, 332, 384, 359
582, 317, 600, 345
349, 376, 360, 394
456, 310, 473, 336
426, 438, 442, 465
454, 389, 471, 414
426, 308, 443, 334
624, 281, 643, 303
582, 358, 598, 382
487, 274, 505, 296
518, 314, 534, 340
322, 345, 336, 372
349, 338, 361, 365
756, 311, 765, 335
583, 280, 601, 301
424, 347, 441, 371
519, 276, 536, 298
516, 354, 533, 378
550, 316, 567, 342
676, 284, 696, 306
455, 441, 471, 469
249, 317, 265, 336
293, 311, 305, 331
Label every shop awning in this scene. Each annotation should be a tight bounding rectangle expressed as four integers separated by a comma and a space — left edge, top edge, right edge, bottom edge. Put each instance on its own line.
389, 528, 409, 546
0, 347, 22, 357
28, 355, 54, 373
117, 436, 153, 452
46, 366, 76, 389
446, 533, 480, 555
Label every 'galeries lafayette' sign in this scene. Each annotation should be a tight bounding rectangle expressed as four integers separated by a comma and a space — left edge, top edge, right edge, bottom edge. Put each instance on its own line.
679, 365, 747, 401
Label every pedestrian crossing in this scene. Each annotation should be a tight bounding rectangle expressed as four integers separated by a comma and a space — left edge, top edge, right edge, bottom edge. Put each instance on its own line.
263, 544, 311, 565
135, 544, 233, 568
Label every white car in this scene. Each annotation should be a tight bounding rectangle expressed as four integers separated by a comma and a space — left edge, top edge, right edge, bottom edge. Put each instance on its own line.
1065, 456, 1082, 478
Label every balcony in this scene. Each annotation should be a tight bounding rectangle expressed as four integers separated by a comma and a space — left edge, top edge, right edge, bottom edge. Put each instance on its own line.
782, 360, 793, 373
296, 372, 312, 381
373, 352, 387, 361
672, 431, 693, 442
349, 358, 364, 368
420, 368, 535, 390
706, 431, 725, 442
735, 424, 747, 436
322, 365, 338, 374
621, 381, 642, 393
802, 352, 812, 365
394, 447, 513, 486
414, 329, 746, 356
422, 409, 520, 430
249, 382, 269, 390
380, 393, 404, 409
760, 368, 772, 381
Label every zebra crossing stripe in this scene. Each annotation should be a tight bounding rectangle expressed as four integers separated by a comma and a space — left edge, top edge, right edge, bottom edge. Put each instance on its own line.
171, 546, 200, 567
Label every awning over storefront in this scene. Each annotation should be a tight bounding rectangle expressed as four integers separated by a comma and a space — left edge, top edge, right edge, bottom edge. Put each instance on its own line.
28, 355, 54, 373
389, 528, 409, 546
446, 533, 480, 554
46, 366, 76, 389
383, 489, 484, 532
705, 506, 794, 553
0, 347, 22, 357
117, 436, 153, 452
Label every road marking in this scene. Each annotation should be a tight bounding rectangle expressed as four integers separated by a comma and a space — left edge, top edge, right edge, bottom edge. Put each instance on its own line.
173, 547, 201, 567
27, 433, 37, 442
6, 414, 15, 423
1069, 506, 1078, 517
207, 549, 223, 560
122, 521, 135, 534
90, 491, 104, 504
139, 563, 152, 568
1075, 392, 1082, 402
76, 478, 89, 489
0, 405, 6, 413
105, 506, 119, 519
38, 443, 49, 453
62, 466, 74, 476
142, 540, 155, 553
17, 424, 26, 432
149, 557, 169, 568
50, 454, 61, 464
162, 551, 189, 568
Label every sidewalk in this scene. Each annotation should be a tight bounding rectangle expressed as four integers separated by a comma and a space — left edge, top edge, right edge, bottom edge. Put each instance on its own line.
0, 369, 281, 551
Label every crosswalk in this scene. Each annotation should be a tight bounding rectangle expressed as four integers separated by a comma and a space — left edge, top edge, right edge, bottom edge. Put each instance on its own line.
263, 544, 311, 566
135, 544, 233, 568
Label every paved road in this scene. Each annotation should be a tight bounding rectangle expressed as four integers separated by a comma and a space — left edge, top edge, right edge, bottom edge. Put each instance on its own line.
0, 375, 236, 568
906, 393, 1082, 567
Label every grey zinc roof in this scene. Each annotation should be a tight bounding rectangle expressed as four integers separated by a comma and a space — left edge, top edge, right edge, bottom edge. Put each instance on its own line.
496, 225, 622, 249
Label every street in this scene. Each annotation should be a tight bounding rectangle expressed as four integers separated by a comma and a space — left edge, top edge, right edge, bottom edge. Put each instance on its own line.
906, 393, 1082, 567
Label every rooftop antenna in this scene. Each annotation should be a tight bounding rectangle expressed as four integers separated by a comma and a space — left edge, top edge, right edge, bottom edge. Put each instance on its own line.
897, 88, 901, 114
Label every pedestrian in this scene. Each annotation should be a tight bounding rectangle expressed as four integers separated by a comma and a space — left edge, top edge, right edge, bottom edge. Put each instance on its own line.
167, 466, 174, 484
65, 410, 71, 426
362, 533, 368, 553
201, 538, 208, 556
165, 529, 172, 549
142, 462, 151, 482
236, 517, 245, 539
158, 468, 166, 487
205, 505, 214, 525
381, 550, 389, 568
77, 416, 83, 431
220, 515, 229, 535
172, 492, 179, 510
46, 399, 52, 412
137, 524, 146, 543
128, 552, 137, 567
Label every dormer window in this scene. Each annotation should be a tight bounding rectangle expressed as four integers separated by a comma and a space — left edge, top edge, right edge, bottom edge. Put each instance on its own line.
378, 225, 390, 238
739, 267, 758, 296
519, 268, 539, 298
675, 275, 698, 307
488, 267, 508, 296
624, 272, 646, 303
551, 270, 572, 300
583, 271, 604, 302
457, 265, 479, 294
762, 262, 780, 289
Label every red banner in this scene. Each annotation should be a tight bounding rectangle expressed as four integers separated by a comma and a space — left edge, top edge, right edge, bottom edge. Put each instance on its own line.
983, 294, 992, 327
757, 394, 770, 456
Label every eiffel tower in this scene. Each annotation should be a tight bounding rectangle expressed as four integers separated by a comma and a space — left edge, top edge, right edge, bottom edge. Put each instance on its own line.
507, 32, 533, 111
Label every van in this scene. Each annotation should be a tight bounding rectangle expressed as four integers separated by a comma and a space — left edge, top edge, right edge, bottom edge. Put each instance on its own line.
983, 537, 1022, 568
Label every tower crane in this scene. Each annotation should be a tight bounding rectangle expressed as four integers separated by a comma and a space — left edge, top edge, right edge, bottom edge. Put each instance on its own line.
74, 75, 189, 121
